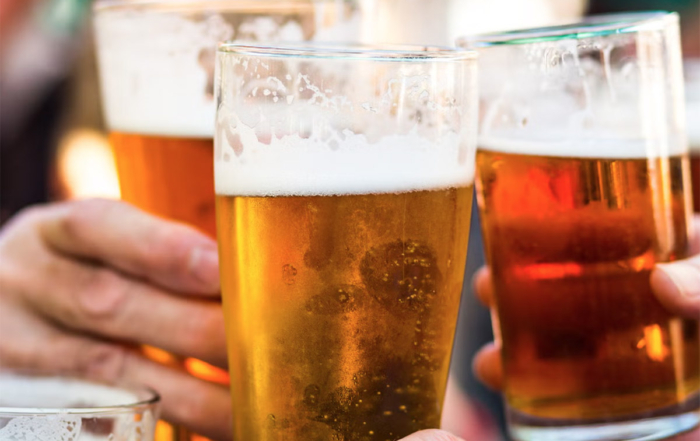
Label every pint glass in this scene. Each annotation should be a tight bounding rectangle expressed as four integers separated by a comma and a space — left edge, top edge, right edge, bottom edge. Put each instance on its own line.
460, 12, 699, 441
93, 2, 359, 439
0, 372, 159, 440
214, 44, 477, 440
687, 60, 700, 212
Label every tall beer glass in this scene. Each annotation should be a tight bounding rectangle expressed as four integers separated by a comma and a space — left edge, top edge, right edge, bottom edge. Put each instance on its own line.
214, 43, 477, 440
460, 12, 699, 441
687, 60, 700, 212
93, 2, 360, 440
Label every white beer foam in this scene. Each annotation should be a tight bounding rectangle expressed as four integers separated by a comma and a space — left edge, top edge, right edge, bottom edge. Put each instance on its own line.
478, 136, 688, 159
0, 374, 154, 441
215, 130, 475, 196
0, 374, 139, 408
94, 4, 361, 138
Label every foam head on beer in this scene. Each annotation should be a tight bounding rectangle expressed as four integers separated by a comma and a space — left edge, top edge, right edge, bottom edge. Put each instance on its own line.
462, 13, 690, 159
214, 45, 477, 197
94, 1, 363, 138
0, 373, 157, 440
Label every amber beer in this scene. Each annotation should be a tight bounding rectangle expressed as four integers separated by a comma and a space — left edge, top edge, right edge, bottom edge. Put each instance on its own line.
110, 133, 216, 236
216, 184, 472, 440
477, 142, 700, 423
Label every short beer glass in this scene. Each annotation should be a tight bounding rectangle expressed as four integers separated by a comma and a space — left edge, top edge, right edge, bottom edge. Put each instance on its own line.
460, 12, 699, 441
214, 44, 478, 440
0, 372, 159, 441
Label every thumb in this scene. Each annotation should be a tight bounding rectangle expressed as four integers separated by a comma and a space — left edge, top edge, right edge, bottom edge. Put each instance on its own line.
400, 429, 465, 441
651, 254, 700, 319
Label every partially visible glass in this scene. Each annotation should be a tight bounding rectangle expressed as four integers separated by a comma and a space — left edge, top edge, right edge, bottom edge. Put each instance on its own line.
460, 11, 699, 441
687, 59, 700, 212
0, 372, 159, 441
214, 43, 478, 441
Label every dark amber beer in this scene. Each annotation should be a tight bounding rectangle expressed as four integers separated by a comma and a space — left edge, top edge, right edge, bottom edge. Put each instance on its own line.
477, 144, 699, 423
690, 111, 700, 213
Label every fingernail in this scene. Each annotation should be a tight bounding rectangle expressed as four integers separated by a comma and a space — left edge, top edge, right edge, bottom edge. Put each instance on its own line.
190, 246, 220, 291
657, 263, 700, 298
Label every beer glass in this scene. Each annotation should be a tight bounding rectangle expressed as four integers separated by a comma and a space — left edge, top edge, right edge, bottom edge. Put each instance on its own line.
687, 60, 700, 212
0, 372, 159, 440
93, 2, 359, 439
459, 12, 699, 441
214, 43, 477, 440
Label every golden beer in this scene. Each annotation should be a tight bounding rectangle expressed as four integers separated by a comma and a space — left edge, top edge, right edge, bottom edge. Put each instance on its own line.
476, 146, 700, 422
217, 186, 473, 440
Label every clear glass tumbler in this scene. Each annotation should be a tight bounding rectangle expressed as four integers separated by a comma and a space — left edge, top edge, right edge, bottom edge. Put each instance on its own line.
460, 11, 699, 441
0, 372, 160, 441
214, 43, 477, 441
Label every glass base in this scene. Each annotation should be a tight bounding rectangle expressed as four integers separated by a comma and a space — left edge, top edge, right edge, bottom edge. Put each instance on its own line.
508, 411, 700, 441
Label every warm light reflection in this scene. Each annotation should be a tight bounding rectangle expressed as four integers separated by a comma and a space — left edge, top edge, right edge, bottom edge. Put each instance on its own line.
142, 345, 179, 366
57, 128, 120, 199
637, 325, 669, 362
185, 358, 229, 385
156, 421, 174, 441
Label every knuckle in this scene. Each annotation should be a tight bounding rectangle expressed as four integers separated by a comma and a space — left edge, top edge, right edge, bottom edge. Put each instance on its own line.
181, 307, 223, 353
78, 269, 130, 321
172, 386, 215, 426
61, 199, 107, 240
152, 224, 197, 269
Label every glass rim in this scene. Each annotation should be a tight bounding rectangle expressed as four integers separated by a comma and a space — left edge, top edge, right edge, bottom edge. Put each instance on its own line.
0, 373, 160, 416
459, 11, 678, 47
218, 42, 478, 62
93, 0, 351, 12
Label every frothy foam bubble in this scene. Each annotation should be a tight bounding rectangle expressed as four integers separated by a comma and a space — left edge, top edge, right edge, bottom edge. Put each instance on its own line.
0, 374, 153, 441
479, 136, 688, 159
95, 4, 361, 138
0, 374, 139, 408
215, 130, 474, 197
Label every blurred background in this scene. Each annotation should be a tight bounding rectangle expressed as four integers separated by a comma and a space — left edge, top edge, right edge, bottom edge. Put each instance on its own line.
1, 1, 698, 440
